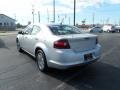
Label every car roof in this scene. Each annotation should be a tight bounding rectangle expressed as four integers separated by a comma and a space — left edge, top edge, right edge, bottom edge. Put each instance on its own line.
31, 23, 47, 27
31, 23, 70, 27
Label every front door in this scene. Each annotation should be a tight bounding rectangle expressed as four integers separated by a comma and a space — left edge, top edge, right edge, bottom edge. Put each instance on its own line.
22, 25, 33, 51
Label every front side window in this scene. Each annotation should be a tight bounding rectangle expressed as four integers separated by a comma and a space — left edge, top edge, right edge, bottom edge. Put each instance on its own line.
48, 25, 82, 35
24, 25, 33, 34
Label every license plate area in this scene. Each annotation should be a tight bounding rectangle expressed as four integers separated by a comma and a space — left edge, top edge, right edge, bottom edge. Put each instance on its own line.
84, 53, 93, 61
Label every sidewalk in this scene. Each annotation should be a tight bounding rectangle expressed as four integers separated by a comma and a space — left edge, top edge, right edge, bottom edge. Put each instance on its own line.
0, 31, 18, 36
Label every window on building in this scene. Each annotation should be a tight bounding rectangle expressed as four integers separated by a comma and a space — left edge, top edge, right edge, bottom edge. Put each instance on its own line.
7, 23, 9, 26
11, 22, 14, 26
4, 23, 6, 26
0, 23, 2, 26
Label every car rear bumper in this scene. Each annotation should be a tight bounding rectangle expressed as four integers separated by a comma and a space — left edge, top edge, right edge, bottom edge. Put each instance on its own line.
48, 57, 100, 69
47, 44, 101, 69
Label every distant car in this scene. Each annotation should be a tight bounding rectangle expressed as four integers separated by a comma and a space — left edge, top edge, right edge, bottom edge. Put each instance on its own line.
16, 24, 101, 72
90, 27, 103, 33
114, 26, 120, 32
102, 25, 116, 33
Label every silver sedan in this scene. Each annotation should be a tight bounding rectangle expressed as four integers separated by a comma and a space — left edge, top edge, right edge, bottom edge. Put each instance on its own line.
16, 24, 101, 72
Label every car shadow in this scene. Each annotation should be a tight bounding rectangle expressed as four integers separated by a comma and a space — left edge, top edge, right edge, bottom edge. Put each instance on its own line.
0, 38, 9, 49
21, 50, 36, 60
44, 62, 120, 90
20, 51, 120, 90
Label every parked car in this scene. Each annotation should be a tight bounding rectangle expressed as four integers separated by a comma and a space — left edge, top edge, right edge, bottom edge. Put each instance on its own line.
102, 25, 116, 33
114, 26, 120, 32
16, 24, 101, 72
90, 27, 103, 33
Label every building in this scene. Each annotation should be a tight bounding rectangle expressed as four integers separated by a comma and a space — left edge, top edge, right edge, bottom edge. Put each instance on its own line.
0, 14, 16, 31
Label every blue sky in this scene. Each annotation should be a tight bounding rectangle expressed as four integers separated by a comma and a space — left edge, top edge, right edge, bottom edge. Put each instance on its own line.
75, 3, 120, 25
0, 0, 120, 25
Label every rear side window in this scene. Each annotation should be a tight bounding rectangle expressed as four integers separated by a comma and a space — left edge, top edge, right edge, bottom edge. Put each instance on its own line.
48, 25, 82, 35
31, 26, 41, 35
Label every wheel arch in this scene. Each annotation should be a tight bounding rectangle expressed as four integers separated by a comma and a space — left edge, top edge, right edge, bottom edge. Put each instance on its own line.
35, 46, 49, 72
34, 43, 48, 60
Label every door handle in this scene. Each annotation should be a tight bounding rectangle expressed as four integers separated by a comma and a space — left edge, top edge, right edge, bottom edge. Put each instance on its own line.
35, 38, 38, 40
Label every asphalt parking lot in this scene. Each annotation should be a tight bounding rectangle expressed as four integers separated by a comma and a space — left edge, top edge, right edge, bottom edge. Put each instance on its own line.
0, 33, 120, 90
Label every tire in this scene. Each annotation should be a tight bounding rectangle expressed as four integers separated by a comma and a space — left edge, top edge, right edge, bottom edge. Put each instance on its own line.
36, 49, 48, 72
16, 39, 23, 52
107, 30, 109, 32
119, 30, 120, 33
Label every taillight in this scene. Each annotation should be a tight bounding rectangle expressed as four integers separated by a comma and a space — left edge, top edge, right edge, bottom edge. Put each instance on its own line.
96, 37, 98, 44
54, 39, 70, 49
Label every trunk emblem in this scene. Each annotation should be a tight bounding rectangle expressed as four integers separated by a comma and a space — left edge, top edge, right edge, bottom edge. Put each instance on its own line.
84, 37, 90, 40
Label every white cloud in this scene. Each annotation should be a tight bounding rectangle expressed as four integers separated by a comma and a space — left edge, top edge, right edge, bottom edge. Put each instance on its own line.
0, 0, 119, 24
110, 0, 120, 4
60, 0, 104, 9
31, 0, 105, 15
0, 0, 32, 17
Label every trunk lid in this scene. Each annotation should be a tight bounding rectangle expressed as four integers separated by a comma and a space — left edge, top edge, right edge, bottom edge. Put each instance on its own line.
59, 33, 97, 52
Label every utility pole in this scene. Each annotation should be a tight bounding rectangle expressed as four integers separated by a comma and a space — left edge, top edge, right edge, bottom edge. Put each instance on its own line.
119, 18, 120, 25
74, 0, 76, 26
58, 15, 60, 22
32, 5, 35, 24
114, 20, 117, 25
38, 11, 40, 23
92, 12, 95, 26
106, 18, 109, 24
14, 14, 16, 21
47, 8, 49, 23
69, 17, 71, 25
53, 0, 55, 23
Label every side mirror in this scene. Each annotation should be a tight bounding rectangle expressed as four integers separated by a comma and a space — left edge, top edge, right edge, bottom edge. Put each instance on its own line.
24, 32, 29, 34
18, 31, 23, 34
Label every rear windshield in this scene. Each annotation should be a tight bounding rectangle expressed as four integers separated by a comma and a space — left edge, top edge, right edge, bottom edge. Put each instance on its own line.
48, 25, 82, 35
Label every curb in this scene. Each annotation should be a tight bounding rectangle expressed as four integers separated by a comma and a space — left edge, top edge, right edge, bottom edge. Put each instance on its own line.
0, 33, 17, 36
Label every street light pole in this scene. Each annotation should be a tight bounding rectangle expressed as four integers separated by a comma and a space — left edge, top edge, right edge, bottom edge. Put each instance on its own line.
32, 5, 35, 24
47, 8, 49, 23
69, 17, 71, 25
74, 0, 76, 26
53, 0, 55, 23
92, 12, 95, 26
38, 11, 40, 23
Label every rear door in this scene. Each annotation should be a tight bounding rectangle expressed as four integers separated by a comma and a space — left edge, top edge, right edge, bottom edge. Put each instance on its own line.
27, 25, 41, 55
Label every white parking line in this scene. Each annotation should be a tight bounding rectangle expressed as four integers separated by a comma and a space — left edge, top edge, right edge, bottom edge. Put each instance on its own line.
100, 47, 117, 60
54, 71, 82, 90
